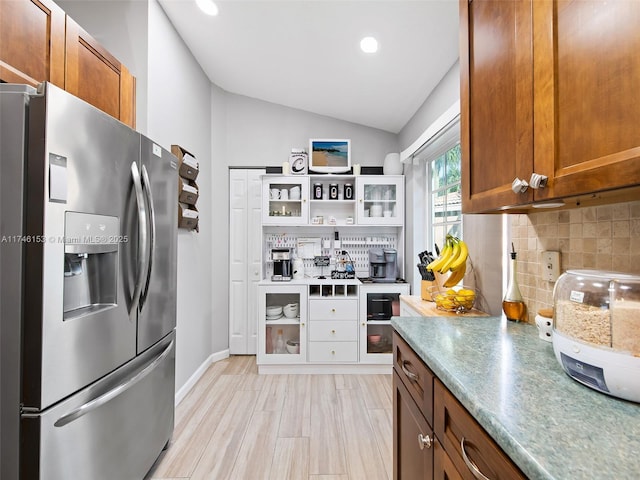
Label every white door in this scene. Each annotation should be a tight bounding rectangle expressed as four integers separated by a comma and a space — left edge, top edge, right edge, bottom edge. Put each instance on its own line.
229, 169, 265, 354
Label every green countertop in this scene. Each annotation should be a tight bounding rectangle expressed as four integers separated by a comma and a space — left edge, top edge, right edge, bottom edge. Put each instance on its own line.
391, 315, 640, 480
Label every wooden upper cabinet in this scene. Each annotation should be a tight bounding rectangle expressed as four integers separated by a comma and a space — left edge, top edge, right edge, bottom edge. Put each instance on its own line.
0, 0, 65, 87
65, 16, 136, 128
461, 0, 640, 213
533, 0, 640, 201
0, 0, 135, 129
460, 0, 534, 213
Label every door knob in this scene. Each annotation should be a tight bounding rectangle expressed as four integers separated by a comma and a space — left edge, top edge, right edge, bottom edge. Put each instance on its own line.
417, 433, 432, 450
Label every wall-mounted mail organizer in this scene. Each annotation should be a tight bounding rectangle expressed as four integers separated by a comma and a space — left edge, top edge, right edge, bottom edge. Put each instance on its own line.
171, 144, 199, 232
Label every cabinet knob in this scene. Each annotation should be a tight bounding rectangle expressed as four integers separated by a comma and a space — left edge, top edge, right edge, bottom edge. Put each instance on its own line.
331, 308, 336, 313
331, 329, 336, 334
461, 437, 490, 480
362, 322, 366, 326
301, 322, 305, 327
331, 350, 336, 355
417, 433, 432, 450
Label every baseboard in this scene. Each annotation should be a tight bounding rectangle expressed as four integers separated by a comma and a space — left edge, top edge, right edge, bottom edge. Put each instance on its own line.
174, 348, 230, 405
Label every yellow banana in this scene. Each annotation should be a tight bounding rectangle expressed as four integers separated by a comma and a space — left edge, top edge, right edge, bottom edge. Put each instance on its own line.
427, 240, 452, 272
448, 240, 469, 271
444, 260, 466, 287
439, 239, 460, 273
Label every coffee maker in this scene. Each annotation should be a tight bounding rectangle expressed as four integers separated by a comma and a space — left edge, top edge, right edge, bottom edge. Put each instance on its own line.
271, 248, 292, 281
369, 248, 398, 283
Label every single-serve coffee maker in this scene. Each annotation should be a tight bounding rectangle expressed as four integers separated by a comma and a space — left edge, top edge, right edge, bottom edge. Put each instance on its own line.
271, 248, 292, 281
369, 248, 398, 283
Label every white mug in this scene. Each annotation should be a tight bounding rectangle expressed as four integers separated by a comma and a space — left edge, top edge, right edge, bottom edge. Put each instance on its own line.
290, 186, 301, 200
282, 162, 290, 175
270, 188, 280, 200
280, 189, 289, 200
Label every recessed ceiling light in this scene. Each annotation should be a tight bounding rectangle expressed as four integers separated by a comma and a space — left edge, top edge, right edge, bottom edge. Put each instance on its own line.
196, 0, 219, 16
360, 36, 378, 54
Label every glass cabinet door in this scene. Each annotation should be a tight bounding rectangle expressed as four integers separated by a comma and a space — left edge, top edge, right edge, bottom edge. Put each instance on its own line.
356, 176, 404, 225
359, 283, 410, 363
258, 284, 307, 364
262, 176, 309, 225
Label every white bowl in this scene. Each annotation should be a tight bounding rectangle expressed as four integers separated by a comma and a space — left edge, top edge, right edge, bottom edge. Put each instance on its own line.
283, 304, 299, 318
266, 306, 283, 315
286, 340, 300, 354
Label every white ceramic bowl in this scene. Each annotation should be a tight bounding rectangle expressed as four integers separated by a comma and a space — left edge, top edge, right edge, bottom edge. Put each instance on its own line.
286, 340, 300, 354
283, 303, 299, 318
266, 305, 283, 316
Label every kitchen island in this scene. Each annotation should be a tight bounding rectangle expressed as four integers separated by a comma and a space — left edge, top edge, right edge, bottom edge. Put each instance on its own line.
391, 315, 640, 480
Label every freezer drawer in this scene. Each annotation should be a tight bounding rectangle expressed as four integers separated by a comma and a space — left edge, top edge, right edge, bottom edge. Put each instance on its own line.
21, 332, 175, 480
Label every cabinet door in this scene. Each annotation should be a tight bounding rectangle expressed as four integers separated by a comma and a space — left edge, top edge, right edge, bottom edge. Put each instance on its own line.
356, 176, 404, 225
257, 285, 307, 364
0, 0, 65, 87
64, 16, 136, 128
393, 371, 434, 480
434, 438, 464, 480
532, 0, 640, 200
434, 379, 526, 480
262, 176, 309, 225
460, 0, 534, 213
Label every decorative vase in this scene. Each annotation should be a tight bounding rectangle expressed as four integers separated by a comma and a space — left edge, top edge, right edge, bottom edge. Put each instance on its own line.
383, 153, 403, 175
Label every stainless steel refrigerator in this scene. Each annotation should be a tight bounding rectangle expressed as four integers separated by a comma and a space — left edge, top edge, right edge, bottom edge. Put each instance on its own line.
1, 82, 177, 479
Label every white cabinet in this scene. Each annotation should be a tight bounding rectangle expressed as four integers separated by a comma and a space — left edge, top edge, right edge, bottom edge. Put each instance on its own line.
307, 283, 359, 363
262, 176, 309, 225
356, 176, 404, 226
359, 283, 410, 364
261, 174, 405, 227
257, 284, 307, 364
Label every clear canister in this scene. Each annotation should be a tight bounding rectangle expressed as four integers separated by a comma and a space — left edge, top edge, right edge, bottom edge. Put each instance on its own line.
553, 270, 640, 355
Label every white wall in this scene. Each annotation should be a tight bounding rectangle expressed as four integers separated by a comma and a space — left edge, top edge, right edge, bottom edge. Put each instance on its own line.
147, 0, 214, 389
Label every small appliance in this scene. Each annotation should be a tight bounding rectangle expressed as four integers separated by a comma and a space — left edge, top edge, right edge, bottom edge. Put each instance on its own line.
552, 270, 640, 403
271, 248, 292, 281
369, 248, 398, 283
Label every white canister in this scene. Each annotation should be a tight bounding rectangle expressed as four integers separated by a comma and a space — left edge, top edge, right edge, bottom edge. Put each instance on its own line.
535, 309, 553, 342
293, 258, 305, 280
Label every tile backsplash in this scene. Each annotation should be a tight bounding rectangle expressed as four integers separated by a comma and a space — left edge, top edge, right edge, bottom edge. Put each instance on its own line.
511, 200, 640, 323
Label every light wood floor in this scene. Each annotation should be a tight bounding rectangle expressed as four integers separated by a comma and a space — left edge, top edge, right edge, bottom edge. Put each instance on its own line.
146, 355, 393, 480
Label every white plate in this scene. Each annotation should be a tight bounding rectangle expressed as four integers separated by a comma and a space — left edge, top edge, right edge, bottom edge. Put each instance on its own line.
266, 314, 283, 320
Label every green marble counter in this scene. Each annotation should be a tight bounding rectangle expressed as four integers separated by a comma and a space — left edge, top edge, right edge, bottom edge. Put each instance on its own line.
391, 316, 640, 480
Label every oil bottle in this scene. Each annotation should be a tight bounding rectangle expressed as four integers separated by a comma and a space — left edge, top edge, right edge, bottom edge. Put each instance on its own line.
502, 243, 527, 322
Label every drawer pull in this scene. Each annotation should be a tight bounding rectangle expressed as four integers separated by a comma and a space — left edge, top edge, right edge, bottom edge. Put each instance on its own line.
331, 350, 336, 355
331, 308, 336, 313
331, 329, 336, 334
417, 433, 432, 450
461, 437, 491, 480
401, 360, 419, 382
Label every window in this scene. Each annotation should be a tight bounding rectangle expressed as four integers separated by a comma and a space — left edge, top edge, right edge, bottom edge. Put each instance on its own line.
428, 143, 462, 252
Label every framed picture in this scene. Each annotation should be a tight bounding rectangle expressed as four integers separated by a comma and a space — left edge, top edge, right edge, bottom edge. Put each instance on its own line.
308, 139, 351, 174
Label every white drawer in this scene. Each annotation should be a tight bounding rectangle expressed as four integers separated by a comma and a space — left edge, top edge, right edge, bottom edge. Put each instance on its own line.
308, 342, 358, 362
309, 320, 358, 342
308, 299, 358, 321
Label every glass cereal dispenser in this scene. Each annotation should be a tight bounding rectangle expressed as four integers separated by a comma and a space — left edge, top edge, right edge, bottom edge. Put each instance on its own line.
552, 270, 640, 403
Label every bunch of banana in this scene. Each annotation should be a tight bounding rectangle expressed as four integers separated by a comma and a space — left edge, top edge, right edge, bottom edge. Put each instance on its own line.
426, 235, 469, 288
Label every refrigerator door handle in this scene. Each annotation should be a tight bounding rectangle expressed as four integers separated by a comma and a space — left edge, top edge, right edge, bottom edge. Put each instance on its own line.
139, 164, 156, 311
130, 161, 149, 321
53, 339, 174, 428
